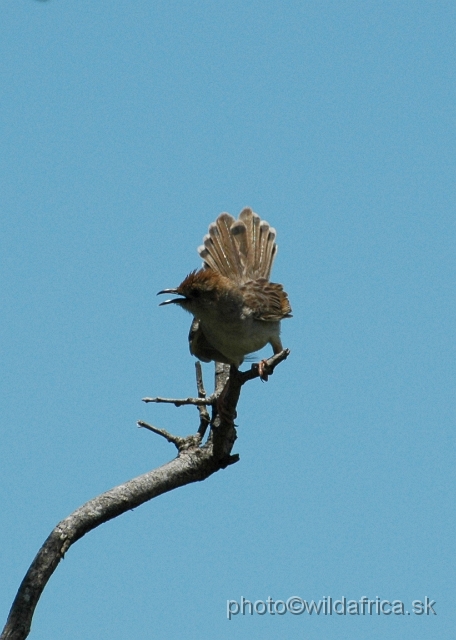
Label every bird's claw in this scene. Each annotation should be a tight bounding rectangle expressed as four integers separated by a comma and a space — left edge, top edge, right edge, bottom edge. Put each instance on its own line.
258, 359, 271, 381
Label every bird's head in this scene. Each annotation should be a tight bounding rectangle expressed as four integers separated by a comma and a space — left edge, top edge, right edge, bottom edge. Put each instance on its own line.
158, 269, 233, 315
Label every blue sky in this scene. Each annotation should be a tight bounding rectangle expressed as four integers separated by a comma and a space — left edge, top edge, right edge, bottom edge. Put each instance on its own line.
1, 1, 454, 638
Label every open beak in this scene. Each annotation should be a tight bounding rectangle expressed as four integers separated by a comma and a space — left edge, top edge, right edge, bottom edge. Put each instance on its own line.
157, 289, 186, 306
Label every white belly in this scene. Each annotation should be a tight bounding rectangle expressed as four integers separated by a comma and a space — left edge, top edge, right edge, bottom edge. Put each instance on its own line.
199, 314, 280, 366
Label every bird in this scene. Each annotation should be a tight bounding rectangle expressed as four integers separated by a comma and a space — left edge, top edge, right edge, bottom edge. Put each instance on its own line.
158, 208, 291, 378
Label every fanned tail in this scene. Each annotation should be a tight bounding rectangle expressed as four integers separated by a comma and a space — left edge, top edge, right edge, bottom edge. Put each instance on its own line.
198, 208, 278, 283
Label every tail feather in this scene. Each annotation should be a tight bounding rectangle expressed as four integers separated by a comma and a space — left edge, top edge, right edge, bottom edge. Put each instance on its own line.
199, 214, 236, 276
261, 223, 277, 281
210, 213, 244, 277
198, 208, 278, 282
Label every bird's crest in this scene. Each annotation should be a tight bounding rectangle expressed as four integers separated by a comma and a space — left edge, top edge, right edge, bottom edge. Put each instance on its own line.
197, 208, 278, 284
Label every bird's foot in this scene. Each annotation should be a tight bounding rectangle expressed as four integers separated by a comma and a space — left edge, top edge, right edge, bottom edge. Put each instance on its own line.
258, 359, 271, 381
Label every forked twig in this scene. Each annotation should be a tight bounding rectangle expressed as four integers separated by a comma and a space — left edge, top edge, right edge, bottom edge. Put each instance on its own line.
1, 351, 290, 640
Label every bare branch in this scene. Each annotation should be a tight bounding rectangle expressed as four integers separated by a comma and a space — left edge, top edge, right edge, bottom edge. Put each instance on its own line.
137, 421, 183, 448
1, 351, 289, 640
195, 362, 211, 439
195, 361, 206, 398
1, 449, 233, 640
239, 348, 291, 384
141, 395, 214, 406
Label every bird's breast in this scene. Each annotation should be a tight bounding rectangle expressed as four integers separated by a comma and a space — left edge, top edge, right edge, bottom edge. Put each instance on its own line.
196, 308, 280, 365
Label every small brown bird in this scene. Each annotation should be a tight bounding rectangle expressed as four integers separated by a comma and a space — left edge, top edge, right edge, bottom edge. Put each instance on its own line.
158, 208, 291, 375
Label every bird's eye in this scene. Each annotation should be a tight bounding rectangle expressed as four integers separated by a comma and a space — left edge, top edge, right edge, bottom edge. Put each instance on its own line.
190, 288, 200, 298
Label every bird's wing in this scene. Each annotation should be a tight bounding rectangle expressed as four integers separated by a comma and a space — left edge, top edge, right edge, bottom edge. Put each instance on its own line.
197, 208, 278, 284
240, 279, 292, 322
188, 318, 234, 364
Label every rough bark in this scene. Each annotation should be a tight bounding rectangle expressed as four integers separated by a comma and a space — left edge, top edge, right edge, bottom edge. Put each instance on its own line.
1, 350, 289, 640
